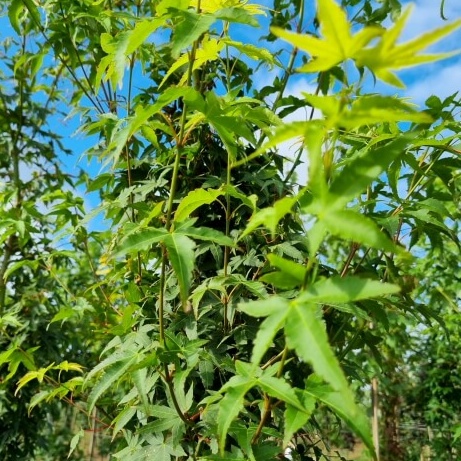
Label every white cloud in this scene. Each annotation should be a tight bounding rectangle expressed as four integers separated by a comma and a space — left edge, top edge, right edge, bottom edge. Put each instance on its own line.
406, 59, 461, 105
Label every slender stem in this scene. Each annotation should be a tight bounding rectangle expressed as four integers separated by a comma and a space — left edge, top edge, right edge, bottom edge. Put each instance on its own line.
0, 34, 26, 312
22, 1, 105, 113
252, 394, 272, 444
155, 0, 202, 427
223, 154, 231, 332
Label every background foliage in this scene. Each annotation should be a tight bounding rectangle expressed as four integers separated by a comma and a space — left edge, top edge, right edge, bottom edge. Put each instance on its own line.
0, 0, 460, 460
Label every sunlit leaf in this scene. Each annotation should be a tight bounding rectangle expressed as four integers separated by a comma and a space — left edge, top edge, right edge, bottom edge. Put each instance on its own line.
240, 196, 296, 239
356, 6, 461, 87
174, 188, 223, 222
300, 276, 400, 304
171, 11, 216, 58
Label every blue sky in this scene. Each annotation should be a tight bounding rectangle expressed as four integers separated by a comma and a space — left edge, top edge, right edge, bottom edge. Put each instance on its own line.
1, 0, 460, 230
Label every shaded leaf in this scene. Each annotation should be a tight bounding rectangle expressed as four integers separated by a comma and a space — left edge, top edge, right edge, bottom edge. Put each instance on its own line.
218, 382, 254, 454
285, 301, 355, 408
305, 376, 374, 455
87, 357, 136, 412
164, 233, 196, 308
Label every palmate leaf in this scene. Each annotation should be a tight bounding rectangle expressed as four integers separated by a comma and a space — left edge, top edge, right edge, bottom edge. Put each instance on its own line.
161, 37, 224, 88
305, 94, 433, 128
272, 0, 382, 73
259, 254, 307, 290
257, 376, 304, 412
115, 228, 168, 256
98, 18, 165, 89
283, 394, 316, 448
112, 406, 137, 440
322, 209, 397, 252
355, 6, 461, 87
240, 196, 296, 239
250, 308, 287, 366
171, 10, 216, 58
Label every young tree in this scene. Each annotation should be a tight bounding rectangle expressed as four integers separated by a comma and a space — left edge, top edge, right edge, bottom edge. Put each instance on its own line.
1, 0, 460, 460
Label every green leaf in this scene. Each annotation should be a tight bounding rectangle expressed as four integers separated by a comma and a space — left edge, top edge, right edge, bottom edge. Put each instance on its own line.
238, 296, 289, 318
328, 137, 409, 208
175, 188, 223, 222
22, 0, 41, 29
164, 233, 196, 308
355, 6, 461, 87
304, 376, 374, 455
68, 429, 84, 459
178, 226, 234, 246
223, 185, 257, 211
257, 376, 304, 411
8, 0, 23, 34
323, 210, 397, 252
115, 228, 168, 256
87, 357, 136, 412
285, 300, 355, 408
272, 0, 382, 73
283, 398, 315, 447
218, 382, 254, 454
259, 254, 307, 289
240, 196, 296, 239
221, 38, 275, 65
49, 307, 76, 325
171, 11, 216, 58
112, 406, 137, 439
214, 7, 259, 27
300, 276, 400, 304
250, 308, 288, 366
3, 259, 38, 281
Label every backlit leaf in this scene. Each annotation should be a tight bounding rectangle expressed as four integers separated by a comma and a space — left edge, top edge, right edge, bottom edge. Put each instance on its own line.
323, 210, 397, 252
328, 137, 409, 208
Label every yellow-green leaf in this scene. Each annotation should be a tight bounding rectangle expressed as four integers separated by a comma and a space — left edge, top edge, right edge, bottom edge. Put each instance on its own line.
174, 188, 223, 222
